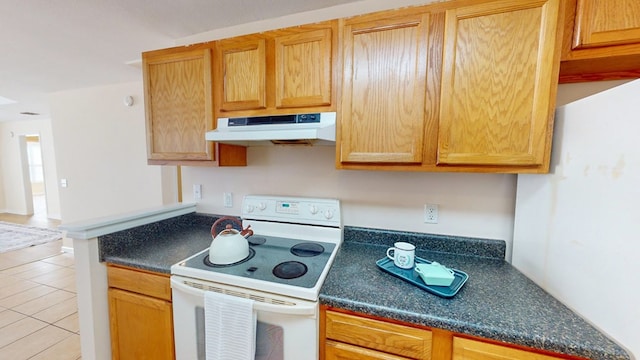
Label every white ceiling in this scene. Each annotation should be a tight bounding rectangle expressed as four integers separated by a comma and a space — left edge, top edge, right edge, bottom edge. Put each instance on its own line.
0, 0, 362, 122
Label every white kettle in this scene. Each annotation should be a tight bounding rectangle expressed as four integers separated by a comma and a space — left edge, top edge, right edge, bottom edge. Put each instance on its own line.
209, 216, 253, 265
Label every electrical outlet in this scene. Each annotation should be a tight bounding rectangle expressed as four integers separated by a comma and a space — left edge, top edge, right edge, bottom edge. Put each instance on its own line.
223, 192, 233, 208
424, 204, 438, 224
193, 184, 202, 200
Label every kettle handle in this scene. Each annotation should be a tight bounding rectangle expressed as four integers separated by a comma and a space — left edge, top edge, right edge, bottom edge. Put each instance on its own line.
211, 216, 253, 238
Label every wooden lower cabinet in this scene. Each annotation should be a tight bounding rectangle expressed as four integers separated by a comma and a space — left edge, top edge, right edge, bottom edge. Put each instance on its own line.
326, 340, 414, 359
321, 307, 580, 360
323, 309, 433, 360
453, 337, 563, 360
107, 265, 174, 360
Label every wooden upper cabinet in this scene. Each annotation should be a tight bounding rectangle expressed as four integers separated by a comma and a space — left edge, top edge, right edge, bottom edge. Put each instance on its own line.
143, 45, 246, 166
339, 12, 430, 164
438, 0, 562, 169
215, 21, 337, 117
338, 0, 562, 173
275, 28, 332, 108
215, 36, 267, 112
560, 0, 640, 82
143, 46, 214, 163
572, 0, 640, 49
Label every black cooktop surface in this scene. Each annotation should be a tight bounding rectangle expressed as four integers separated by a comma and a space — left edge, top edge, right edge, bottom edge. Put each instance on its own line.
180, 235, 336, 288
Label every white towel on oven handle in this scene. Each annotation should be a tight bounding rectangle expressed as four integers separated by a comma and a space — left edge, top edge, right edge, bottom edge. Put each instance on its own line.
204, 291, 256, 360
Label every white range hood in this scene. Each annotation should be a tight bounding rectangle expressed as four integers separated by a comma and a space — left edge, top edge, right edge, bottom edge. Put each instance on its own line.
205, 112, 336, 146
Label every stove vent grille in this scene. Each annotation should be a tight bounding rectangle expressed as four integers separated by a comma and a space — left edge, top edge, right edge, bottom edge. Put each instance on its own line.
184, 280, 296, 306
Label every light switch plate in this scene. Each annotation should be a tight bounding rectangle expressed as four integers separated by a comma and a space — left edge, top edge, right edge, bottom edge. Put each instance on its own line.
193, 184, 202, 200
223, 192, 233, 207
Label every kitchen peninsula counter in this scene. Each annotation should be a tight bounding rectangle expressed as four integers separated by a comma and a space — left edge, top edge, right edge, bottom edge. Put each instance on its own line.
98, 212, 220, 273
320, 228, 630, 360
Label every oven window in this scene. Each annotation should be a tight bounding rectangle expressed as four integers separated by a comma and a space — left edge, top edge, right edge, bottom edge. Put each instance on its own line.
255, 322, 284, 360
196, 307, 206, 360
195, 306, 284, 360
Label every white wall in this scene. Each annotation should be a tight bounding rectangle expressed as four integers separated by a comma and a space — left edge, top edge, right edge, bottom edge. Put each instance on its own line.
49, 82, 164, 224
0, 118, 61, 218
513, 79, 640, 357
182, 147, 517, 251
0, 151, 4, 211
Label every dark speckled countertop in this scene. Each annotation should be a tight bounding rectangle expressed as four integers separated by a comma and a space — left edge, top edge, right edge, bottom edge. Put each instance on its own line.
321, 227, 630, 360
97, 215, 630, 360
99, 213, 223, 273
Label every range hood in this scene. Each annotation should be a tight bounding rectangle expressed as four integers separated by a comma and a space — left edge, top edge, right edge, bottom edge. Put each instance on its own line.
205, 112, 336, 146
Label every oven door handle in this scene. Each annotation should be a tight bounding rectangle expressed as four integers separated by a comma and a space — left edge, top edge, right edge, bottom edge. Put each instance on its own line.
171, 277, 317, 316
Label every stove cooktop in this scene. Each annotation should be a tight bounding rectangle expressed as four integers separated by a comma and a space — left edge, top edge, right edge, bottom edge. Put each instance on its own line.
176, 235, 336, 289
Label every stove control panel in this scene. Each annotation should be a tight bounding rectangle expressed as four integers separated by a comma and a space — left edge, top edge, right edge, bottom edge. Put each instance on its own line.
275, 201, 300, 214
242, 195, 341, 227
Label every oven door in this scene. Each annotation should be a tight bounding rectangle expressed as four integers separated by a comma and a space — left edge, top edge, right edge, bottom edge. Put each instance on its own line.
171, 275, 319, 360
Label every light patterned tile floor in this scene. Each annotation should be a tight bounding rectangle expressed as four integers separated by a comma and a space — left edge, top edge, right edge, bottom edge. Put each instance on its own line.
0, 211, 81, 360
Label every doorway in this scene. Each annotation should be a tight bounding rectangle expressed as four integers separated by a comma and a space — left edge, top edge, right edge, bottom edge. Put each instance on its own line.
25, 134, 48, 218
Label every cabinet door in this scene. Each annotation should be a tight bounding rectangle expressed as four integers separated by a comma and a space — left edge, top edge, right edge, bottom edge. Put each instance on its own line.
108, 288, 174, 360
216, 36, 267, 111
275, 28, 333, 108
143, 47, 214, 162
340, 13, 429, 164
326, 340, 412, 360
438, 0, 561, 168
572, 0, 640, 49
453, 337, 564, 360
325, 310, 432, 359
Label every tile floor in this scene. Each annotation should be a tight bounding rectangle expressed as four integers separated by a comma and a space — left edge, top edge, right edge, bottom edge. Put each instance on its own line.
0, 206, 81, 359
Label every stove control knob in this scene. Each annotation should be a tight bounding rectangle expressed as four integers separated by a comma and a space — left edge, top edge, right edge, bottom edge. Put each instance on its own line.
323, 209, 334, 219
245, 204, 255, 213
309, 205, 319, 215
257, 202, 267, 211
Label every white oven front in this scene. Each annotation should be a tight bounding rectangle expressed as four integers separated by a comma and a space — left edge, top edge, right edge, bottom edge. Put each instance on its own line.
171, 275, 319, 360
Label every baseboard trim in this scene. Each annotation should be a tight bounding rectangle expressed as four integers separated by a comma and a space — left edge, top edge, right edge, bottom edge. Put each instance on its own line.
61, 246, 74, 254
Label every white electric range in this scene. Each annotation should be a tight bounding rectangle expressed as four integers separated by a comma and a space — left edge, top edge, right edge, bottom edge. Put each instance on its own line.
170, 195, 342, 360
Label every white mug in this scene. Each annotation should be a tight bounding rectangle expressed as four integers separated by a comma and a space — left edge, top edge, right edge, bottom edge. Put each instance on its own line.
386, 242, 415, 269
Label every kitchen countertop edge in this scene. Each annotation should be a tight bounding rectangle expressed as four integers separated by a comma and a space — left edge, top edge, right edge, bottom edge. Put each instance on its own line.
59, 203, 197, 240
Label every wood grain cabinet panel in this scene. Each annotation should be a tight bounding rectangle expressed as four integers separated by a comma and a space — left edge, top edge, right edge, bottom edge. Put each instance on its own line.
275, 28, 333, 108
107, 265, 174, 360
107, 264, 171, 300
325, 310, 432, 359
216, 36, 267, 112
337, 0, 562, 173
438, 0, 561, 169
572, 0, 640, 49
215, 22, 336, 118
321, 308, 582, 360
452, 337, 564, 360
560, 0, 640, 82
326, 340, 413, 360
143, 47, 214, 163
143, 45, 246, 166
339, 12, 430, 164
